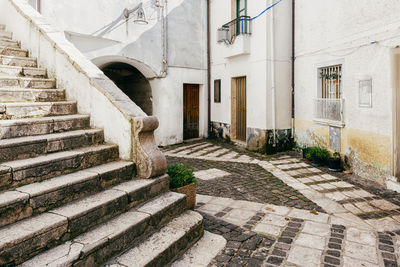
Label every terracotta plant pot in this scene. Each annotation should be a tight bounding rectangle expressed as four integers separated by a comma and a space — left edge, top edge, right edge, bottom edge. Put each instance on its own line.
172, 183, 196, 210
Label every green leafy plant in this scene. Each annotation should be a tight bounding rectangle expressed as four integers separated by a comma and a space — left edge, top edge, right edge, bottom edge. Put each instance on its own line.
167, 164, 198, 189
332, 152, 341, 159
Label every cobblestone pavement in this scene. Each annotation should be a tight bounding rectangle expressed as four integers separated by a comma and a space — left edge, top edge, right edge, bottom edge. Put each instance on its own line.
167, 156, 323, 212
197, 195, 400, 267
163, 140, 400, 231
162, 140, 400, 266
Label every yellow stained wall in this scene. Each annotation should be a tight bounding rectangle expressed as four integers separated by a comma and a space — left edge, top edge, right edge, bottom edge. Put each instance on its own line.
295, 119, 391, 184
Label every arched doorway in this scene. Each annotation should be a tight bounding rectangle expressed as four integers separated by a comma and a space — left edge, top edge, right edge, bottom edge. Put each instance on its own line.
101, 62, 153, 115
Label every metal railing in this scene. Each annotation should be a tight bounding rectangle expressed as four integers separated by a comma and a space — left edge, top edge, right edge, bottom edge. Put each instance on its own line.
217, 16, 251, 44
314, 98, 345, 122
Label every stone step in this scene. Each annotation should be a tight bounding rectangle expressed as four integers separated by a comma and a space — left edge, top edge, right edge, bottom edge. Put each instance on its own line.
0, 65, 46, 78
0, 46, 28, 57
1, 186, 179, 266
0, 31, 12, 39
0, 38, 20, 48
0, 88, 65, 102
0, 143, 119, 189
0, 76, 55, 88
0, 55, 36, 67
0, 114, 90, 139
0, 101, 77, 119
107, 210, 203, 267
0, 161, 136, 227
0, 128, 104, 162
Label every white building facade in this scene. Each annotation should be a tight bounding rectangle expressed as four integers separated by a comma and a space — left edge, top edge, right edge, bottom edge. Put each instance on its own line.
29, 0, 208, 146
294, 0, 400, 187
209, 0, 293, 152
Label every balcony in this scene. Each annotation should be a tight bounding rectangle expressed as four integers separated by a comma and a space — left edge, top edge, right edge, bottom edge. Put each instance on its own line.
313, 98, 345, 127
217, 16, 251, 58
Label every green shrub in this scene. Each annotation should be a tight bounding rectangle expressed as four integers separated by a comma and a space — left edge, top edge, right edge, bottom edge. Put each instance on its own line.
316, 148, 330, 164
332, 152, 341, 159
167, 164, 198, 189
305, 146, 330, 165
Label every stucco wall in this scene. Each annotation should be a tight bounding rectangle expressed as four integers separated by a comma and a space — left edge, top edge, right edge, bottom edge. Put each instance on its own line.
294, 0, 400, 183
36, 0, 208, 145
210, 0, 292, 148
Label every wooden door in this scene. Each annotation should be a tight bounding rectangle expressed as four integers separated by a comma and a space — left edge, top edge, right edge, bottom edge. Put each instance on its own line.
183, 84, 200, 140
236, 77, 246, 141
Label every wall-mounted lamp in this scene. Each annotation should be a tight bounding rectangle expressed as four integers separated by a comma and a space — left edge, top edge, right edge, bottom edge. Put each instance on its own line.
123, 3, 148, 25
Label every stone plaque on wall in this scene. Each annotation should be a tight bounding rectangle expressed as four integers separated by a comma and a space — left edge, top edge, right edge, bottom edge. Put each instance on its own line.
359, 79, 372, 108
329, 126, 341, 152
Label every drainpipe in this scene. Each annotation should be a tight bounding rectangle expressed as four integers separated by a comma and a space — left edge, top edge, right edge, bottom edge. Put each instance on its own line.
160, 0, 168, 77
291, 0, 295, 137
37, 0, 41, 13
207, 0, 211, 135
270, 0, 276, 146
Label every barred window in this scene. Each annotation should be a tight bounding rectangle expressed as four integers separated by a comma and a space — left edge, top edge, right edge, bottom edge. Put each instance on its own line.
320, 65, 342, 99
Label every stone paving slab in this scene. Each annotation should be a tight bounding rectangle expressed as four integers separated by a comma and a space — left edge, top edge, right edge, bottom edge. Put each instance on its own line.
164, 140, 400, 232
196, 195, 398, 266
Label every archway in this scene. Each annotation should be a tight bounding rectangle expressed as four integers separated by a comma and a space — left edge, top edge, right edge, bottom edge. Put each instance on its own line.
101, 62, 153, 115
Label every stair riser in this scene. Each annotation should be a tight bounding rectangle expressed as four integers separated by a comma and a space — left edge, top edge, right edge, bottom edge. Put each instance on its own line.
55, 189, 185, 267
0, 89, 65, 102
0, 222, 68, 266
3, 146, 119, 188
0, 39, 20, 48
0, 116, 90, 139
0, 31, 12, 39
0, 66, 46, 78
1, 180, 173, 266
0, 131, 104, 163
0, 78, 55, 89
1, 103, 77, 119
0, 56, 36, 67
0, 48, 28, 57
144, 222, 204, 267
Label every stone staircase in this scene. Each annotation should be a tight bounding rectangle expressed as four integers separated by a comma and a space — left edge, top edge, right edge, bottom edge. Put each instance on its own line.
0, 24, 203, 266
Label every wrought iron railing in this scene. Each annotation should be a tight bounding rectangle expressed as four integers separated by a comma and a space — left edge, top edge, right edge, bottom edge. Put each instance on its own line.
217, 16, 251, 44
314, 98, 345, 122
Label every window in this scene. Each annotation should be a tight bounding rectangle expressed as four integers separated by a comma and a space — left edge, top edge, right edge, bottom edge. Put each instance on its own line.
319, 65, 342, 99
314, 65, 344, 123
214, 79, 221, 103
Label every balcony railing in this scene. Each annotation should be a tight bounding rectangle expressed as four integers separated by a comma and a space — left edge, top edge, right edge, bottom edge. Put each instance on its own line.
314, 98, 345, 123
217, 16, 251, 44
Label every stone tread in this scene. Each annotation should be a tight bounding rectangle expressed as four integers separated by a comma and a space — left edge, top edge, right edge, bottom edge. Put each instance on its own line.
0, 64, 46, 77
0, 55, 37, 67
0, 128, 101, 149
1, 143, 117, 171
0, 212, 67, 249
0, 114, 90, 139
0, 101, 77, 118
109, 210, 203, 267
0, 38, 20, 48
21, 193, 191, 267
0, 31, 12, 39
0, 88, 65, 102
15, 161, 133, 198
0, 76, 56, 88
0, 46, 28, 57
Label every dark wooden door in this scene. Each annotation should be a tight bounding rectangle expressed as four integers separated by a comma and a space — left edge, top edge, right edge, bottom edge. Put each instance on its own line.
183, 84, 199, 140
236, 77, 246, 141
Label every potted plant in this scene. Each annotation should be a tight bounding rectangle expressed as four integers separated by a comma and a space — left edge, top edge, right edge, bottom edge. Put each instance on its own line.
328, 152, 342, 171
167, 164, 198, 210
309, 147, 330, 167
